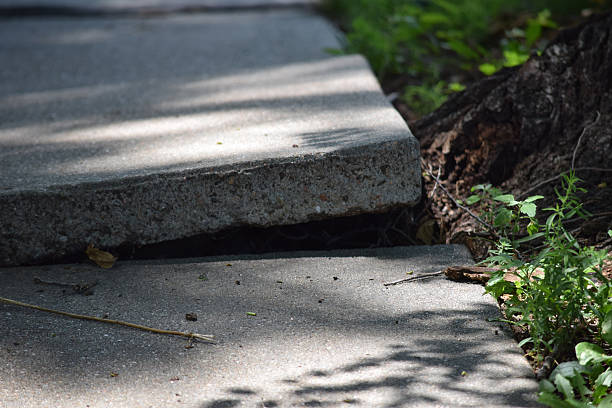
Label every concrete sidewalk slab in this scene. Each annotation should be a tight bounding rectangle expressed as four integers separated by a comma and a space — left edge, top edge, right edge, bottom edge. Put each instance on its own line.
0, 0, 318, 13
0, 10, 420, 266
0, 245, 540, 407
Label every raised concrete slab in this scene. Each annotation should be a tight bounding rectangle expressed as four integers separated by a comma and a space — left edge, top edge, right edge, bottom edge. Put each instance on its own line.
0, 10, 421, 266
0, 0, 318, 14
0, 245, 540, 407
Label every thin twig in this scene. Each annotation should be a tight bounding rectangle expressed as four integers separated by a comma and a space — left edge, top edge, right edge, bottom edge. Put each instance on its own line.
0, 296, 216, 343
422, 164, 497, 235
383, 271, 444, 286
572, 111, 601, 170
429, 166, 441, 198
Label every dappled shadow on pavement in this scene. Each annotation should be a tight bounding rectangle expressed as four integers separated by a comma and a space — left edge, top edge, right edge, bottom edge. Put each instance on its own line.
201, 307, 538, 408
0, 248, 539, 407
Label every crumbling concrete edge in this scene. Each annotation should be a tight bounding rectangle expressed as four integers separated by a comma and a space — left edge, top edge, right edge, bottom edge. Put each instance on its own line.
0, 136, 420, 266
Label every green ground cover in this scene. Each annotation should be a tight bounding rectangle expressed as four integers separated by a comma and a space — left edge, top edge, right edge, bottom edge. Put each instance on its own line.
320, 0, 612, 116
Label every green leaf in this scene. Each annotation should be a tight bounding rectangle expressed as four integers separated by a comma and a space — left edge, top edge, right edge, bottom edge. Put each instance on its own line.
448, 82, 466, 92
494, 194, 517, 204
524, 195, 545, 203
494, 208, 513, 227
466, 194, 481, 205
527, 222, 540, 236
525, 19, 542, 47
518, 337, 533, 347
419, 12, 451, 26
539, 379, 556, 393
486, 273, 505, 288
576, 342, 612, 365
595, 368, 612, 388
514, 232, 545, 244
479, 63, 497, 76
520, 202, 537, 217
551, 362, 588, 379
448, 39, 480, 60
599, 393, 612, 407
537, 391, 573, 408
602, 310, 612, 346
553, 374, 574, 400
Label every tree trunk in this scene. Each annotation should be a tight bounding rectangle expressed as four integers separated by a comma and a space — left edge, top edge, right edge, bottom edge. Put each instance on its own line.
411, 12, 612, 255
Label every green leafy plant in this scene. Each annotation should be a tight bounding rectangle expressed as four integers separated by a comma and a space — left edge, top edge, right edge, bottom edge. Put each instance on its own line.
403, 81, 464, 115
479, 9, 558, 75
538, 329, 612, 407
322, 0, 611, 115
469, 173, 612, 406
470, 172, 611, 359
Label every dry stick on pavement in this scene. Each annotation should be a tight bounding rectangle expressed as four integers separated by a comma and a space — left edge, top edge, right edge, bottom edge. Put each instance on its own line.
384, 265, 505, 286
383, 271, 445, 286
0, 296, 216, 344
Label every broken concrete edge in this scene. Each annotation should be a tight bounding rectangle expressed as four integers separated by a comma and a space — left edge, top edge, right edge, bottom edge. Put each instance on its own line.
0, 2, 318, 18
0, 137, 421, 267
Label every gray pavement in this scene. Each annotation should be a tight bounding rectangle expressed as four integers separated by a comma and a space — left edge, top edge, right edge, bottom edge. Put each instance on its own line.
0, 10, 420, 266
0, 245, 540, 407
0, 0, 317, 12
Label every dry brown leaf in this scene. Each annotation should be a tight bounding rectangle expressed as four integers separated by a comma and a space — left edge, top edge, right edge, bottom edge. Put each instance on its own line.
86, 244, 117, 269
416, 218, 436, 245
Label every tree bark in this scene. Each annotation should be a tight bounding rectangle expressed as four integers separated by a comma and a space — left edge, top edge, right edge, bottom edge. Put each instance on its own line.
411, 12, 612, 254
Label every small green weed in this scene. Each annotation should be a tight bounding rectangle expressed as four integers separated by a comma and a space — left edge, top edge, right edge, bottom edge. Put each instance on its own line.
479, 9, 558, 75
538, 333, 612, 407
470, 172, 611, 357
469, 172, 612, 406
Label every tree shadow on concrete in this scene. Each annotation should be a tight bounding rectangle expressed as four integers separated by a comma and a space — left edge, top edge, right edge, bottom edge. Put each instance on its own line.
0, 249, 538, 407
200, 307, 539, 407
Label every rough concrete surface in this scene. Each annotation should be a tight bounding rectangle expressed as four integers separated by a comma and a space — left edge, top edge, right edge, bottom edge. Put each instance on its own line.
0, 245, 540, 407
0, 0, 318, 13
0, 11, 420, 266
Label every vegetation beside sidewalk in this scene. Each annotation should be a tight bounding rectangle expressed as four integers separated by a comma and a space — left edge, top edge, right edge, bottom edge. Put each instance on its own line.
320, 0, 611, 118
467, 174, 611, 406
320, 1, 612, 405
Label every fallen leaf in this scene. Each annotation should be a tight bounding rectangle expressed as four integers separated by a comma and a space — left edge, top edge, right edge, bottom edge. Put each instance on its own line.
416, 219, 436, 245
110, 372, 119, 377
185, 313, 198, 322
246, 312, 256, 316
86, 244, 117, 269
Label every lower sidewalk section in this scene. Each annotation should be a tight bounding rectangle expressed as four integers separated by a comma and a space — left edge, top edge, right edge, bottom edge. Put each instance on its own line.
0, 245, 540, 407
